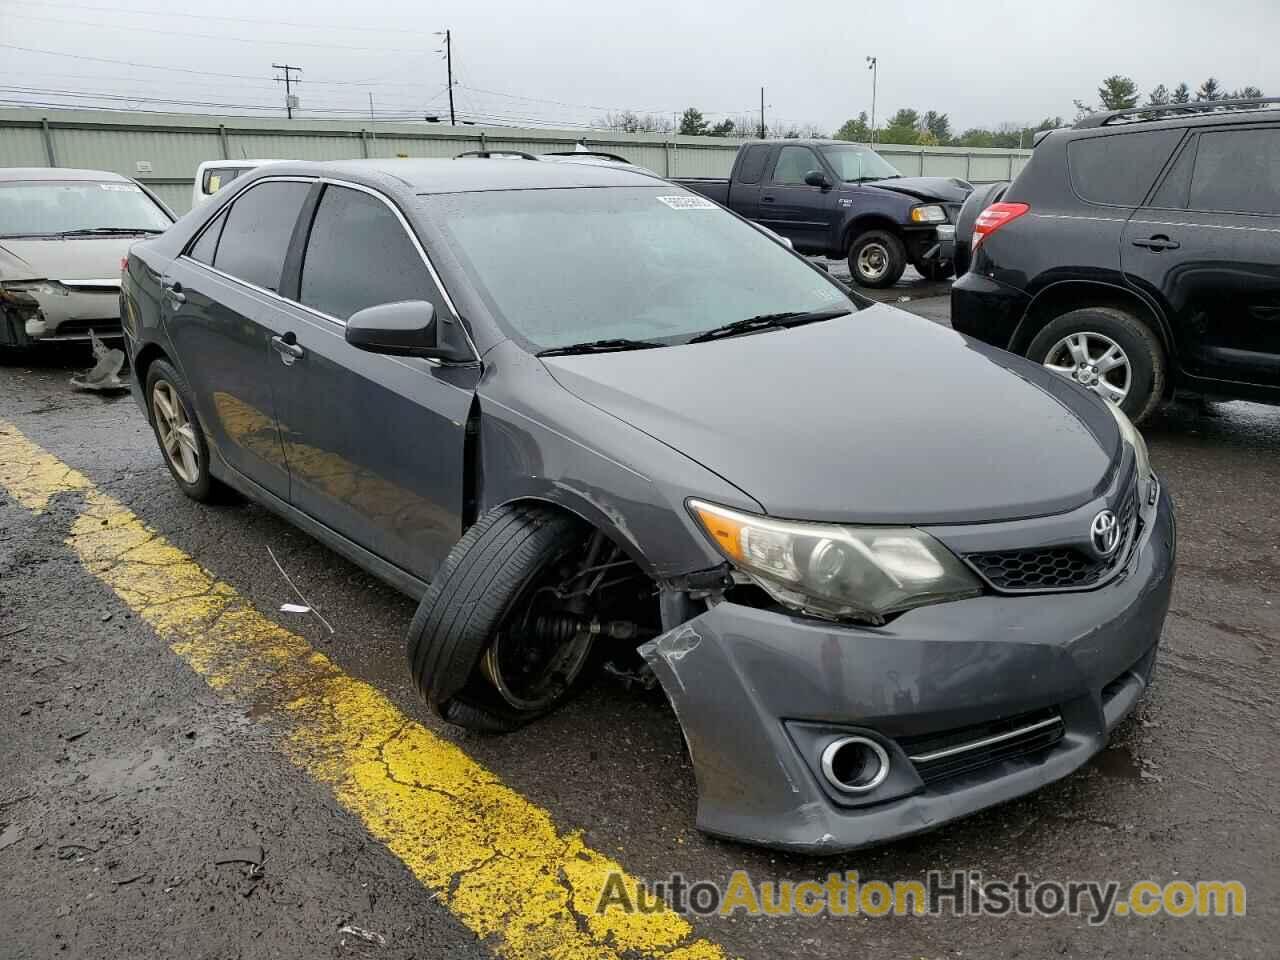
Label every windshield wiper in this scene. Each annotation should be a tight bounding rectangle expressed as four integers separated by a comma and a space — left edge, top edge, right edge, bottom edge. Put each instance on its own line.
536, 338, 664, 358
686, 308, 850, 344
54, 227, 165, 237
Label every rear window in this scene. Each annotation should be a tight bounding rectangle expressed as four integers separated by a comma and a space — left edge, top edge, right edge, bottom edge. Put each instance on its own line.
1188, 128, 1280, 215
1067, 130, 1182, 205
212, 180, 309, 292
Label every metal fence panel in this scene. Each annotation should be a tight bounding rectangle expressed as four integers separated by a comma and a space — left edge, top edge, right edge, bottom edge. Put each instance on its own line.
0, 109, 1033, 213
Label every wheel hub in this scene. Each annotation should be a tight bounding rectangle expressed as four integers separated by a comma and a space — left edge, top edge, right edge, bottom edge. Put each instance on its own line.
1042, 331, 1132, 406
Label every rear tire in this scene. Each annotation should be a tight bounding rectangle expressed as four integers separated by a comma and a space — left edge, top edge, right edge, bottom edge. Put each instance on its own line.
407, 504, 595, 733
145, 359, 230, 503
1026, 307, 1166, 424
848, 230, 907, 288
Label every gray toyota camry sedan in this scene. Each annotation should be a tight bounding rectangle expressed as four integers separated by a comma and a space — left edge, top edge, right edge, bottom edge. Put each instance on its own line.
121, 158, 1175, 853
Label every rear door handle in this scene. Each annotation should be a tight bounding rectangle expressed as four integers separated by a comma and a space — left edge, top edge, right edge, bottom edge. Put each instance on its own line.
761, 195, 775, 203
1132, 235, 1180, 251
271, 333, 304, 365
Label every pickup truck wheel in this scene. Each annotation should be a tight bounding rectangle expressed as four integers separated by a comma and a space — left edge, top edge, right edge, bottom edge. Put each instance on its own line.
1026, 307, 1166, 424
914, 260, 955, 282
407, 504, 598, 733
848, 230, 906, 288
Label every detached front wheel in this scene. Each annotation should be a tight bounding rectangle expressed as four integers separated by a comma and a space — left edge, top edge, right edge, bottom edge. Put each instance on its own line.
407, 504, 603, 733
848, 230, 907, 288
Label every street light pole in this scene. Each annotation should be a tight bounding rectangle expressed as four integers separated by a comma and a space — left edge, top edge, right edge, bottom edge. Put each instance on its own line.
866, 56, 878, 145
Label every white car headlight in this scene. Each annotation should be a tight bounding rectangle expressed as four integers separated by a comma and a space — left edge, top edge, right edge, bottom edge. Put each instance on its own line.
910, 204, 946, 224
1, 279, 70, 298
689, 500, 982, 622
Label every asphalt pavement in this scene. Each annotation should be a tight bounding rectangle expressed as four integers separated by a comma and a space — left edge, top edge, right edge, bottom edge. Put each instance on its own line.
1, 287, 1277, 960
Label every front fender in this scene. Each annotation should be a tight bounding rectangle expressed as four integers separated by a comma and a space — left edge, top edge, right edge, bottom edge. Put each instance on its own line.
475, 340, 761, 578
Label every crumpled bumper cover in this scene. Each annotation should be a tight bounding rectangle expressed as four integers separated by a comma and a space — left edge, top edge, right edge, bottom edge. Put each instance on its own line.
639, 488, 1175, 854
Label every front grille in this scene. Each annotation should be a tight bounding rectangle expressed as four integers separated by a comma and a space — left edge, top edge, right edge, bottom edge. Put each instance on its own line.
965, 484, 1138, 593
899, 707, 1065, 785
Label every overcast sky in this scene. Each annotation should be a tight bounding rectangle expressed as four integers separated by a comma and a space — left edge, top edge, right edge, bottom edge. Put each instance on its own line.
0, 0, 1276, 133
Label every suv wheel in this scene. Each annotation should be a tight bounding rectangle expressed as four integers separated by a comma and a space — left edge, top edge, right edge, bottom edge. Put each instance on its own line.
1027, 307, 1166, 423
848, 230, 907, 288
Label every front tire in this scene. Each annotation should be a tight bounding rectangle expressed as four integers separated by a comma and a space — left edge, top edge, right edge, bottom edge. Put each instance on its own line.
145, 359, 228, 502
848, 230, 907, 288
1026, 307, 1166, 423
408, 504, 597, 733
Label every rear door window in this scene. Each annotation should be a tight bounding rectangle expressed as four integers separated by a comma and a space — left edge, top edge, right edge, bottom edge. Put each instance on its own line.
299, 184, 442, 321
188, 209, 226, 264
736, 145, 769, 184
1067, 129, 1183, 205
212, 180, 310, 292
1187, 128, 1280, 215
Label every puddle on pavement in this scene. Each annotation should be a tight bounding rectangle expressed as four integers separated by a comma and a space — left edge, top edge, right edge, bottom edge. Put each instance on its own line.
1092, 747, 1165, 782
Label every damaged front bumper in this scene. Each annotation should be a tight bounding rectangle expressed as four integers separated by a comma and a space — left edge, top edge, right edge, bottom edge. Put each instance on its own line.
0, 280, 123, 345
640, 487, 1175, 854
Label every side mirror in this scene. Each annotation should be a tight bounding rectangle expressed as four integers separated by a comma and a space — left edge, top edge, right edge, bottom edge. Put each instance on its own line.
804, 170, 832, 190
344, 301, 471, 361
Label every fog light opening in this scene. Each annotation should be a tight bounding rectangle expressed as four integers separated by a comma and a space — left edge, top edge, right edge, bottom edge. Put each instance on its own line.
820, 736, 890, 793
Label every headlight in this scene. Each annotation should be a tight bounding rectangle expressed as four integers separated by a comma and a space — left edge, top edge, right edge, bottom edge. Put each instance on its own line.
1106, 404, 1159, 515
1, 280, 70, 298
910, 204, 946, 224
689, 500, 982, 622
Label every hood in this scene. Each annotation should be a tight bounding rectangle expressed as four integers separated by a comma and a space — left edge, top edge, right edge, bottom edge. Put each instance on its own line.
865, 176, 972, 204
0, 237, 138, 283
541, 305, 1120, 524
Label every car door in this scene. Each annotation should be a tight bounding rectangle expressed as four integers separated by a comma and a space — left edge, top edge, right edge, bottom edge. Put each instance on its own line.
270, 180, 479, 580
164, 178, 312, 499
726, 143, 768, 220
758, 145, 837, 251
1123, 124, 1280, 390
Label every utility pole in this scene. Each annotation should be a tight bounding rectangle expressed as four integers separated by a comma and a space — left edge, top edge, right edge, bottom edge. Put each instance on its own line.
444, 29, 455, 125
866, 56, 878, 145
273, 63, 302, 119
759, 86, 765, 139
369, 92, 375, 121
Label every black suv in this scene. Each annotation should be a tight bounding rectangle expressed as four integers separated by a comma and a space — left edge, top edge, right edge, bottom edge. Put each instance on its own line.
951, 98, 1280, 422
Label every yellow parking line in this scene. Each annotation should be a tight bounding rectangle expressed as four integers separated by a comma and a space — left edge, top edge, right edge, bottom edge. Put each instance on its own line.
0, 419, 726, 960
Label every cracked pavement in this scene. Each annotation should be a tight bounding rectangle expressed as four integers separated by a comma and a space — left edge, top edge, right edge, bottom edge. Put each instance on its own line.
2, 301, 1278, 959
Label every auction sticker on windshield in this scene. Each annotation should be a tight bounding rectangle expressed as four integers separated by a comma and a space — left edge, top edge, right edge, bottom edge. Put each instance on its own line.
658, 195, 716, 209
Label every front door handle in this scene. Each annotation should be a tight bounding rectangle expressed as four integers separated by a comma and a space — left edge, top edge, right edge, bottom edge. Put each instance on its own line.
761, 195, 775, 203
162, 280, 185, 304
271, 333, 304, 365
1132, 235, 1181, 251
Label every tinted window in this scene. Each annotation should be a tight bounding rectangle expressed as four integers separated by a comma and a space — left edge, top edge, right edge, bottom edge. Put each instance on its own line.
212, 180, 309, 291
201, 166, 250, 197
1188, 129, 1280, 215
737, 145, 769, 184
1067, 130, 1182, 205
300, 185, 440, 321
188, 209, 226, 264
772, 146, 820, 185
1149, 138, 1196, 209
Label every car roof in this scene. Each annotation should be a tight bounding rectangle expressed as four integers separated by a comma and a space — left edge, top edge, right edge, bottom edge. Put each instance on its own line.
248, 157, 665, 195
0, 167, 133, 183
1071, 104, 1280, 136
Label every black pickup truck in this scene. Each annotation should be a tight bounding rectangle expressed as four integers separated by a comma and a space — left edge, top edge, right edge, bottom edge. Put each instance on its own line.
675, 140, 972, 287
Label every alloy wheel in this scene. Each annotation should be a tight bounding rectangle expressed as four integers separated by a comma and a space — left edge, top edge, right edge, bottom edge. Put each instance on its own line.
151, 380, 201, 484
1042, 331, 1132, 405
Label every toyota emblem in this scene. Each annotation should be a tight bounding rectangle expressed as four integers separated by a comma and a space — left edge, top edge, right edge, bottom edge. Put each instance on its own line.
1090, 509, 1121, 558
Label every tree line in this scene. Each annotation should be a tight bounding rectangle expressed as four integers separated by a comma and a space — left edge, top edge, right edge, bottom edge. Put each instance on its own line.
592, 75, 1265, 148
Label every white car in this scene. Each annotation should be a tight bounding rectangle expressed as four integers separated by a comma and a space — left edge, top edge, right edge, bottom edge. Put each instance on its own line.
192, 160, 281, 208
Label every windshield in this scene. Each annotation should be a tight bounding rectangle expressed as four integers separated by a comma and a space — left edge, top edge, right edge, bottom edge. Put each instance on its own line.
818, 145, 902, 182
422, 187, 855, 351
0, 181, 172, 237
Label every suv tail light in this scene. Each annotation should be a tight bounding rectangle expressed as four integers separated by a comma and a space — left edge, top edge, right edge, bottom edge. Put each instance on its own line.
972, 202, 1030, 250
